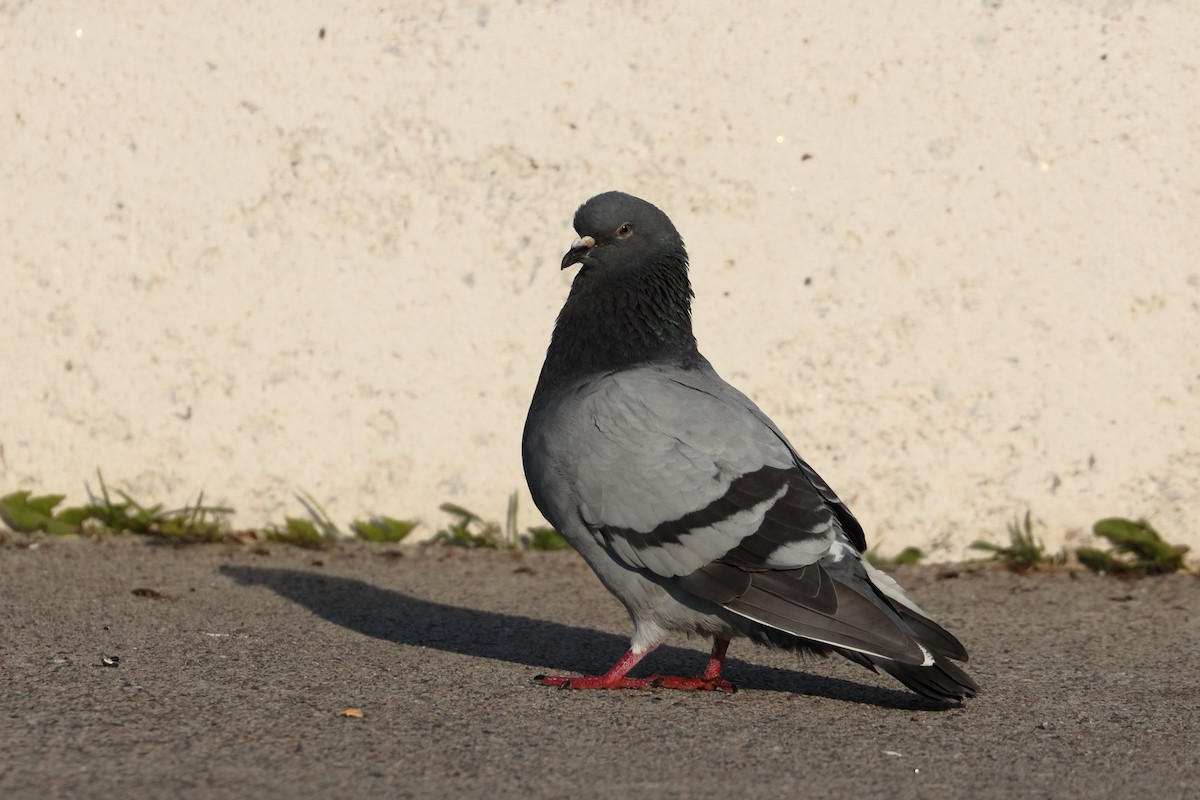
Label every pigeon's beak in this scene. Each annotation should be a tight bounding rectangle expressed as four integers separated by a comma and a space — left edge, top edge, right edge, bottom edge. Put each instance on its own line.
560, 235, 596, 270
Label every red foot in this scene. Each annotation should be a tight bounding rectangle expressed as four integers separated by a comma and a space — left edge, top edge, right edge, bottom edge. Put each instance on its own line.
535, 674, 655, 690
533, 638, 736, 693
647, 674, 737, 693
534, 673, 735, 692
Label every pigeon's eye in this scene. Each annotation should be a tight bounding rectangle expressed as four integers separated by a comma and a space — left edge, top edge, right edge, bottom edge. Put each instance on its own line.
615, 223, 634, 239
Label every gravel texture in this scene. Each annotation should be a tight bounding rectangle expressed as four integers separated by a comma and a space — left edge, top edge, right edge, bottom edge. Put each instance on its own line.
2, 533, 1198, 799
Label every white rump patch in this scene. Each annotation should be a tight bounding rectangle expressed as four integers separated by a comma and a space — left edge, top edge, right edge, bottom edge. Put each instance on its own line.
763, 518, 835, 568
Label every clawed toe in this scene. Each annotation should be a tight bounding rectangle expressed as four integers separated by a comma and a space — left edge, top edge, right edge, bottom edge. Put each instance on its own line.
647, 675, 737, 693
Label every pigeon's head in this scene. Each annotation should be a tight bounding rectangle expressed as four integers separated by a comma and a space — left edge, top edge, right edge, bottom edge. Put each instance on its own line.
538, 191, 697, 381
561, 191, 687, 275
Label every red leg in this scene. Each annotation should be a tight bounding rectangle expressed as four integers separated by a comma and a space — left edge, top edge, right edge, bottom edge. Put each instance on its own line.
704, 636, 731, 679
535, 638, 736, 693
647, 637, 735, 693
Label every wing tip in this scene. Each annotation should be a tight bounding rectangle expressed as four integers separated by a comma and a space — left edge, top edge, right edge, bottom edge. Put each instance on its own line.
877, 653, 979, 703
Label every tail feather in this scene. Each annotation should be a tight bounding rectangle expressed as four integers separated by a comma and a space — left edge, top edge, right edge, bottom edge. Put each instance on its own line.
875, 651, 978, 702
862, 584, 978, 702
679, 544, 979, 701
830, 636, 976, 702
743, 620, 978, 702
893, 606, 970, 662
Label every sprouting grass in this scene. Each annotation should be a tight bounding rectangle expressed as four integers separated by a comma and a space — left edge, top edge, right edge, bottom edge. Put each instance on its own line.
1076, 517, 1189, 576
524, 525, 569, 551
350, 515, 416, 543
435, 502, 502, 548
262, 491, 342, 549
434, 492, 568, 551
866, 546, 922, 568
295, 491, 342, 539
264, 492, 419, 549
0, 471, 233, 542
970, 511, 1064, 571
262, 517, 334, 549
1, 480, 563, 552
3, 479, 1192, 574
0, 477, 407, 549
507, 492, 569, 551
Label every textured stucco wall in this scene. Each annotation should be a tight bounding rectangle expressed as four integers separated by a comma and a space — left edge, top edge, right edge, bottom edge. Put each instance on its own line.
2, 1, 1197, 558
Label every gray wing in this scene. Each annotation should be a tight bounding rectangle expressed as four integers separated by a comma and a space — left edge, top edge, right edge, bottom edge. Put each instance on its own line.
565, 362, 956, 668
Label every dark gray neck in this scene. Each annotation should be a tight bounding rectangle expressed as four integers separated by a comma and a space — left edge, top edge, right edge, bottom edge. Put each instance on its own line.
534, 254, 698, 395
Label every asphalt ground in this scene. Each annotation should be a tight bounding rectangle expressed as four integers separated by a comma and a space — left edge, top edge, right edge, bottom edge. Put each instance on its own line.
2, 532, 1197, 799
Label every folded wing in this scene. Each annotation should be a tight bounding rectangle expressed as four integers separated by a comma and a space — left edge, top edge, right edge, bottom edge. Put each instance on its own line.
570, 363, 975, 698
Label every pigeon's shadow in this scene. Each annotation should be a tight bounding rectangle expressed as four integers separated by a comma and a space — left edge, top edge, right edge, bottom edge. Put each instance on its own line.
219, 564, 949, 710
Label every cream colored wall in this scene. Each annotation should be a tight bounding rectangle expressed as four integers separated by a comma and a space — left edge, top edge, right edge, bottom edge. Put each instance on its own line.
2, 2, 1196, 558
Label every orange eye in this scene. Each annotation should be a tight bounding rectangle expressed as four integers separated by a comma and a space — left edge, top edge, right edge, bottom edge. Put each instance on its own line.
616, 223, 634, 239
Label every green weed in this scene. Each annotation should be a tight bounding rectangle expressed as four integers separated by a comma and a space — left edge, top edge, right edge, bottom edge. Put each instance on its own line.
866, 546, 922, 567
262, 492, 344, 549
507, 492, 568, 551
434, 493, 568, 551
351, 515, 417, 543
0, 472, 233, 542
524, 525, 570, 551
435, 502, 503, 548
0, 491, 80, 536
1076, 517, 1188, 575
263, 517, 333, 549
971, 511, 1063, 571
3, 477, 561, 552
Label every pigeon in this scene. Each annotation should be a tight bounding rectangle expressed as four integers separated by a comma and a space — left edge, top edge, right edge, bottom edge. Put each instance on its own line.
521, 191, 977, 702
